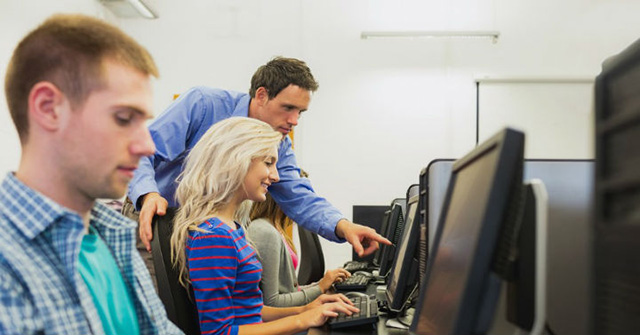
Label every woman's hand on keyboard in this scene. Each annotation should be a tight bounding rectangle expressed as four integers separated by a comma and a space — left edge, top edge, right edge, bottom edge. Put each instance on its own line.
318, 268, 352, 292
306, 293, 354, 311
298, 300, 360, 328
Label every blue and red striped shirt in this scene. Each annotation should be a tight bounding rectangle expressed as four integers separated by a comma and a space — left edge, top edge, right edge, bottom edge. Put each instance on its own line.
187, 217, 263, 335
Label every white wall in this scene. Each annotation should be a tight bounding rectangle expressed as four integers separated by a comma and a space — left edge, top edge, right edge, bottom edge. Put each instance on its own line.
0, 0, 117, 174
2, 0, 640, 270
478, 80, 595, 158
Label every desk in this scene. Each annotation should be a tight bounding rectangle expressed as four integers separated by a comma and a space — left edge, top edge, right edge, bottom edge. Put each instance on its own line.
306, 316, 409, 335
302, 284, 411, 335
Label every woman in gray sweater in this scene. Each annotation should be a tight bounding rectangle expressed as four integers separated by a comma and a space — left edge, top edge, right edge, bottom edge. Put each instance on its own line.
248, 190, 351, 307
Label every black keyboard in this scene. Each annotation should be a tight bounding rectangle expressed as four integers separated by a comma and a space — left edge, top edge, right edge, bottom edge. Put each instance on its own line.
343, 261, 370, 272
334, 273, 371, 291
328, 296, 378, 329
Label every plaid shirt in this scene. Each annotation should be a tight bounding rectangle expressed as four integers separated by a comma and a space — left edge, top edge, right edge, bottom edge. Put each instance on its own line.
0, 173, 183, 335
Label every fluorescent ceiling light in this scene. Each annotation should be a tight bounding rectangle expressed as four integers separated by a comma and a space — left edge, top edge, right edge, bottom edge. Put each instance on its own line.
474, 76, 594, 84
100, 0, 158, 19
361, 30, 500, 43
127, 0, 157, 19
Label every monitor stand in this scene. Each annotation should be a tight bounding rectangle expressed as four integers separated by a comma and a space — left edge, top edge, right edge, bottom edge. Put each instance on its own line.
529, 180, 548, 335
504, 180, 548, 335
487, 180, 549, 335
396, 307, 415, 327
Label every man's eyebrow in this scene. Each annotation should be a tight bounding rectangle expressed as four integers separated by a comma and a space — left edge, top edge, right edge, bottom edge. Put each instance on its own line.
117, 105, 154, 120
282, 103, 307, 112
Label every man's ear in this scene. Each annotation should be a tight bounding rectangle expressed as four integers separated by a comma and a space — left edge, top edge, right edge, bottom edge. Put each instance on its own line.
255, 86, 269, 106
28, 82, 67, 132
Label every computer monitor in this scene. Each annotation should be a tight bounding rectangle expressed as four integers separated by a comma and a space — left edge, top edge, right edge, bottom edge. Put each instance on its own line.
372, 209, 391, 267
418, 167, 429, 290
385, 195, 420, 312
366, 198, 406, 268
423, 158, 594, 335
378, 202, 405, 276
593, 37, 640, 335
410, 128, 525, 335
352, 205, 389, 263
393, 197, 407, 218
504, 180, 548, 333
418, 159, 454, 292
406, 184, 419, 204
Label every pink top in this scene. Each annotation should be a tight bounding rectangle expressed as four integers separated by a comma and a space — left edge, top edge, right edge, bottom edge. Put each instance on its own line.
282, 235, 299, 271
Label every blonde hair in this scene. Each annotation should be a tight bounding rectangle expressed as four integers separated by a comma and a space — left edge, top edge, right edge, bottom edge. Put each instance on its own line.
249, 169, 308, 254
171, 117, 282, 287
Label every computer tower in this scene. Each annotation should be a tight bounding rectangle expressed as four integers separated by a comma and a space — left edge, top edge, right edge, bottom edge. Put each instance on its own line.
352, 205, 388, 263
593, 37, 640, 334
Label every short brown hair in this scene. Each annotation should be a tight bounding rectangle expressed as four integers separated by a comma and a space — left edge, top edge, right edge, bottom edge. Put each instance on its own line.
4, 14, 159, 143
249, 57, 319, 99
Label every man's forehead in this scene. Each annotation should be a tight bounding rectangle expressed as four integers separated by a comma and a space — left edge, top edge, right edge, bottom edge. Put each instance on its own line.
92, 60, 154, 116
274, 89, 310, 108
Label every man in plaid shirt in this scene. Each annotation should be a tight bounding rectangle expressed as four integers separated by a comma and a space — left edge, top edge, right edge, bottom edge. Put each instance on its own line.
0, 14, 182, 335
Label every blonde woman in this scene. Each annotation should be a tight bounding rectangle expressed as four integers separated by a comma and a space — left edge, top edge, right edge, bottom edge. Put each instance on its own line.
248, 179, 351, 307
171, 117, 357, 335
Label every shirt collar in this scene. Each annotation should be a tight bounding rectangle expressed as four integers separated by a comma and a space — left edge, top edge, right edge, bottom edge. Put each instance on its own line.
0, 172, 76, 239
233, 93, 251, 117
91, 201, 137, 233
0, 172, 136, 239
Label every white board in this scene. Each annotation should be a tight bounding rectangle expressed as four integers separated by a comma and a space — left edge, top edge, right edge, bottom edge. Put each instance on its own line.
477, 78, 594, 159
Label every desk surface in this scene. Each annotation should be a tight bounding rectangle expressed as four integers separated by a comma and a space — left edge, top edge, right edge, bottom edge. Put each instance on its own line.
306, 316, 410, 335
302, 284, 411, 335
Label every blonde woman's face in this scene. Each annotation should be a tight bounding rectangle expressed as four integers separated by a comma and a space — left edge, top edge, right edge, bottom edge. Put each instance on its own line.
242, 149, 279, 202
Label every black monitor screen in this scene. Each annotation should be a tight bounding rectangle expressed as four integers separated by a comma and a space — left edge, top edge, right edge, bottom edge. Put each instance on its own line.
411, 128, 524, 335
378, 203, 404, 276
373, 209, 391, 266
386, 195, 420, 311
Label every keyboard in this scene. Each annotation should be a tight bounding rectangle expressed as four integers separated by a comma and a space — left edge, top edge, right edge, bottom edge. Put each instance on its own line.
334, 273, 371, 291
343, 261, 370, 272
328, 295, 379, 329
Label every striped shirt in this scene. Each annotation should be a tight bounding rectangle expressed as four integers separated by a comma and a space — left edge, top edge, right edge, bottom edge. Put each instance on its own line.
187, 218, 263, 335
0, 173, 182, 335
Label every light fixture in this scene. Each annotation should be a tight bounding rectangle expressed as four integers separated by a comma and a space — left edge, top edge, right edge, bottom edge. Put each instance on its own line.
361, 30, 500, 43
100, 0, 158, 19
474, 76, 594, 84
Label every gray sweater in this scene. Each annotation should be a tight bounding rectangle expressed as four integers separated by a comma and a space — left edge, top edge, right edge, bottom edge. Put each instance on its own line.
247, 218, 322, 307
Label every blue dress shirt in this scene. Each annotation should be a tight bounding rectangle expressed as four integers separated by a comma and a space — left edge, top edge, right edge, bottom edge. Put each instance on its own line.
0, 173, 182, 335
128, 86, 345, 241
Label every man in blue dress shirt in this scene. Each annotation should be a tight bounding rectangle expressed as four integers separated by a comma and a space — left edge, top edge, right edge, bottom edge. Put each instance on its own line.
128, 57, 390, 256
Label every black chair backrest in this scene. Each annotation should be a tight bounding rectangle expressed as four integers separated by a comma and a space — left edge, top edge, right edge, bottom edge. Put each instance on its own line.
150, 209, 201, 335
297, 225, 325, 286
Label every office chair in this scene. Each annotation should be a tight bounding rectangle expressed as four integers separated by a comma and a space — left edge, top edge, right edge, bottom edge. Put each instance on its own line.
297, 225, 325, 286
150, 209, 201, 335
